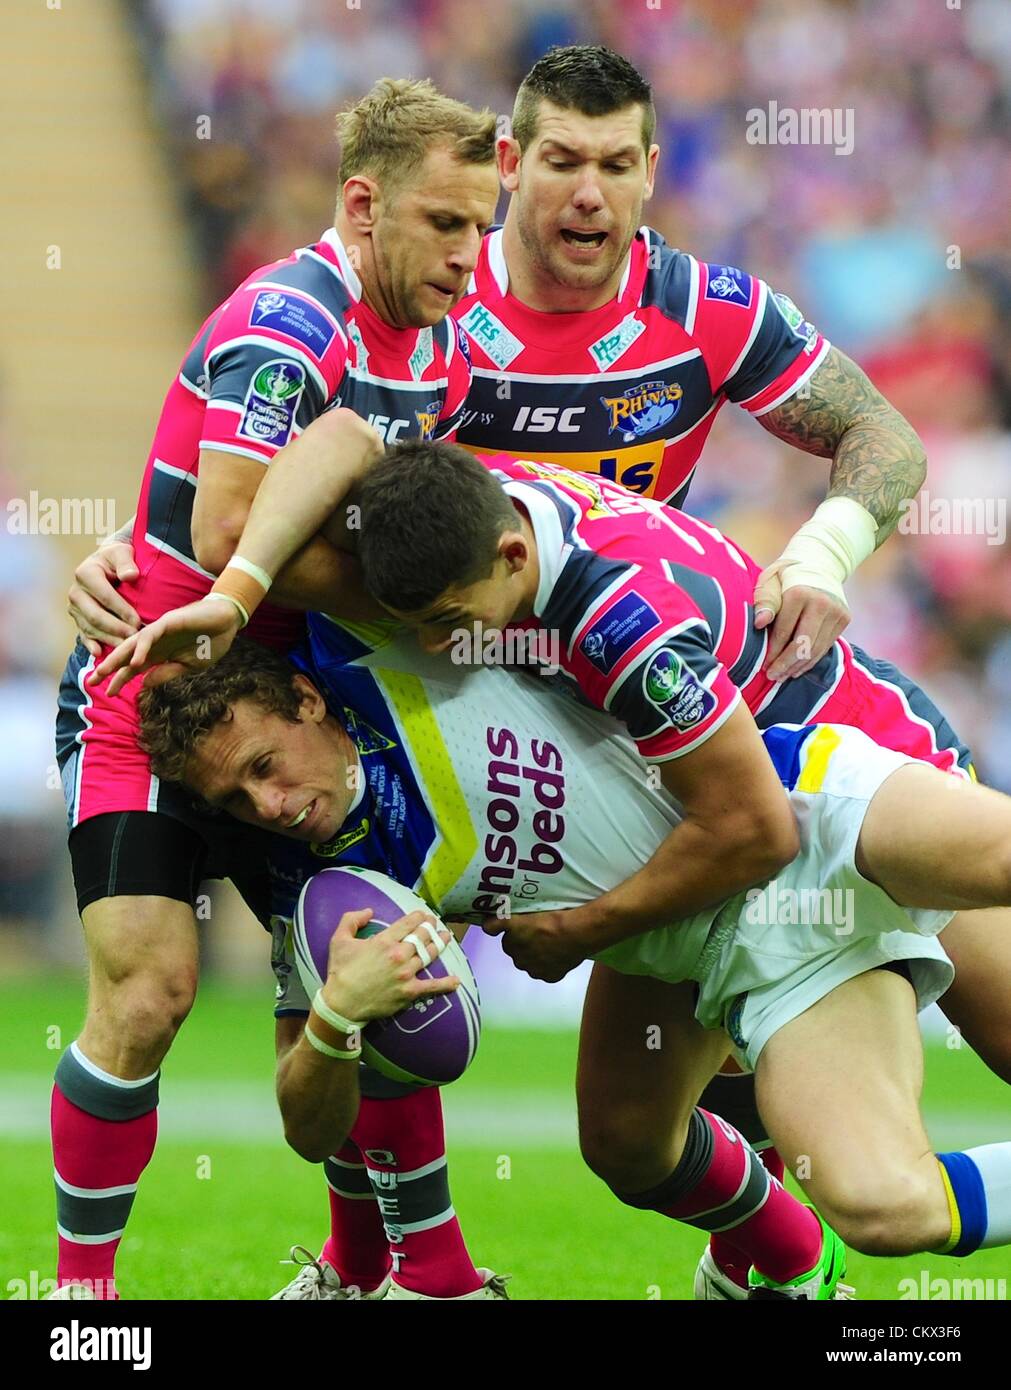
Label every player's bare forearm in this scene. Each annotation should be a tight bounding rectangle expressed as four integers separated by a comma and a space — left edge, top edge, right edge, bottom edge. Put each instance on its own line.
571, 809, 797, 953
275, 1026, 360, 1163
759, 346, 926, 544
234, 407, 383, 579
270, 534, 387, 622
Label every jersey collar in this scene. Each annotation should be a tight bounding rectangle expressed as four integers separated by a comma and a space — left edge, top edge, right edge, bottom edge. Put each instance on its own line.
319, 227, 363, 303
502, 479, 569, 619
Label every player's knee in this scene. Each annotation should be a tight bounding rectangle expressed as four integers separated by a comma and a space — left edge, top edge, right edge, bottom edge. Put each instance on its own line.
819, 1168, 943, 1257
578, 1102, 688, 1192
89, 964, 197, 1058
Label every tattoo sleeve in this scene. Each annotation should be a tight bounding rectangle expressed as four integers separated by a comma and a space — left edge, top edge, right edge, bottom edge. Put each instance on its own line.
756, 345, 927, 544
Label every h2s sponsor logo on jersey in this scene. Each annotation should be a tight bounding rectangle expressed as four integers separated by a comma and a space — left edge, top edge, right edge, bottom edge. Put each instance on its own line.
642, 646, 717, 730
249, 290, 337, 359
458, 303, 524, 370
599, 380, 683, 440
588, 313, 646, 369
238, 360, 306, 446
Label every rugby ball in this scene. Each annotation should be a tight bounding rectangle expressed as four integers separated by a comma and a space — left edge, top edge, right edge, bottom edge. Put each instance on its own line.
293, 867, 480, 1086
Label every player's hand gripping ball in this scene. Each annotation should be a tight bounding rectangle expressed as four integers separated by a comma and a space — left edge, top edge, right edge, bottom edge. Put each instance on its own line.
294, 867, 481, 1086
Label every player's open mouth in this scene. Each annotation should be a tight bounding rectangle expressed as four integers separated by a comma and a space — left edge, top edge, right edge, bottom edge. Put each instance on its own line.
561, 229, 607, 248
427, 283, 457, 299
286, 801, 314, 830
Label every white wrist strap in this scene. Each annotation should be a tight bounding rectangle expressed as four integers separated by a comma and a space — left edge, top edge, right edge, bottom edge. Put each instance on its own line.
304, 1022, 361, 1060
225, 554, 274, 593
313, 989, 365, 1035
204, 592, 250, 628
776, 497, 878, 604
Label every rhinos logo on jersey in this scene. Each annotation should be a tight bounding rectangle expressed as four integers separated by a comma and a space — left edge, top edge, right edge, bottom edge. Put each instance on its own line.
415, 402, 441, 440
600, 380, 683, 442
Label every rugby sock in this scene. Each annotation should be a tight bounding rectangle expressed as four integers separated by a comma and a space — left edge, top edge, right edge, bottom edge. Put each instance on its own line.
351, 1088, 483, 1297
321, 1139, 392, 1293
699, 1071, 785, 1288
709, 1148, 787, 1289
936, 1146, 1011, 1254
614, 1108, 823, 1283
51, 1042, 159, 1298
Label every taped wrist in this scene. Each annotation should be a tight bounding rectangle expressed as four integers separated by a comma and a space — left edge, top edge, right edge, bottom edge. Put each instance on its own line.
777, 497, 878, 603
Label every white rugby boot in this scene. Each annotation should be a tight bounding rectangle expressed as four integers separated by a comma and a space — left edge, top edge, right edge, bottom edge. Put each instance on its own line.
270, 1244, 391, 1300
45, 1282, 98, 1300
383, 1268, 510, 1300
693, 1246, 749, 1301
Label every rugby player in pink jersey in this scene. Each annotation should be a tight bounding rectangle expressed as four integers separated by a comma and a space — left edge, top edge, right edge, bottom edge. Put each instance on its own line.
97, 445, 1011, 1299
49, 79, 503, 1301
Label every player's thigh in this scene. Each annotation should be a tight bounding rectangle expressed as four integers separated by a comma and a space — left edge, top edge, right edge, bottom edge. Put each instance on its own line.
856, 762, 1011, 909
577, 964, 730, 1185
71, 811, 207, 1072
936, 907, 1011, 1083
756, 967, 948, 1249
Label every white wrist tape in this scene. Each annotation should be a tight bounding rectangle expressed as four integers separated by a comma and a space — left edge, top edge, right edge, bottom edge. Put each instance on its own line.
312, 989, 365, 1035
304, 1022, 361, 1060
204, 592, 250, 628
225, 555, 274, 593
776, 497, 878, 603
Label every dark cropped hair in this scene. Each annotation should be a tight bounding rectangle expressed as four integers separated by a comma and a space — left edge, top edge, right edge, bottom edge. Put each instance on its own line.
512, 45, 656, 152
356, 441, 518, 612
138, 639, 303, 783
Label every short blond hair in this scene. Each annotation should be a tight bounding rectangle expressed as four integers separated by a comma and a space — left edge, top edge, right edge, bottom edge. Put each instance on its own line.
336, 78, 497, 202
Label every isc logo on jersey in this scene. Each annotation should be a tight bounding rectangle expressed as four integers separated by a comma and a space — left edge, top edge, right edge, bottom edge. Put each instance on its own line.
512, 406, 585, 433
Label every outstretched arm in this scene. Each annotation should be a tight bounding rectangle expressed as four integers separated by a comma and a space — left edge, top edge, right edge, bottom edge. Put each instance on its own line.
753, 346, 926, 678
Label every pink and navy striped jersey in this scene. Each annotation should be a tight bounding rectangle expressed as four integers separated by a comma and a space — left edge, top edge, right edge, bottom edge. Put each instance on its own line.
494, 457, 971, 775
454, 227, 828, 506
124, 228, 471, 639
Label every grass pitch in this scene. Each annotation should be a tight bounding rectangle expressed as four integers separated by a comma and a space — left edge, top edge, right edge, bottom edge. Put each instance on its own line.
2, 976, 1008, 1300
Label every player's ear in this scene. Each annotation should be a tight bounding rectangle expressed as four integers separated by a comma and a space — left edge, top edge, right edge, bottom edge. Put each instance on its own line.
341, 175, 380, 233
499, 530, 530, 573
644, 144, 660, 201
498, 135, 521, 192
292, 675, 327, 723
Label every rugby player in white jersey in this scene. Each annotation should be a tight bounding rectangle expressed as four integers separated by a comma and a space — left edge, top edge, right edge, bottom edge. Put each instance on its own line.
128, 632, 1011, 1297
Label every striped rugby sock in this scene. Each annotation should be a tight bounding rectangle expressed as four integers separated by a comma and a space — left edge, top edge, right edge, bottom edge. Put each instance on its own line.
937, 1146, 1011, 1255
615, 1108, 823, 1283
321, 1137, 392, 1293
51, 1042, 159, 1298
351, 1088, 483, 1297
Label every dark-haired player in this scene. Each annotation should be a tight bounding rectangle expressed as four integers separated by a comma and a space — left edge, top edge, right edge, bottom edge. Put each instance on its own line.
94, 433, 1011, 1301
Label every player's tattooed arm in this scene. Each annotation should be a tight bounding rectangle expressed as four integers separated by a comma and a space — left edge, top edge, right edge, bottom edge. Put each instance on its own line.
758, 345, 926, 544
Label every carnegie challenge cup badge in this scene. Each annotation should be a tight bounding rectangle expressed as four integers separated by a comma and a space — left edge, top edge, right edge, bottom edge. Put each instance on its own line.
643, 646, 717, 731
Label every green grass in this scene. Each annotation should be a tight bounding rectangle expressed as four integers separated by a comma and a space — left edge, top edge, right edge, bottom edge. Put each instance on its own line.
2, 976, 1008, 1300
